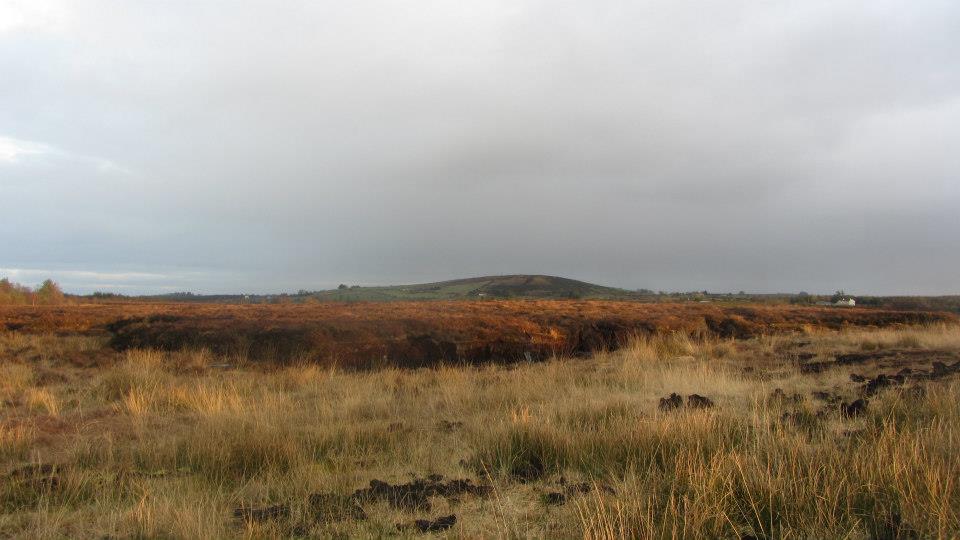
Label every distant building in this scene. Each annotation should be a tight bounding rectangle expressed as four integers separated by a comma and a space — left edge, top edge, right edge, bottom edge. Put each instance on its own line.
834, 298, 856, 306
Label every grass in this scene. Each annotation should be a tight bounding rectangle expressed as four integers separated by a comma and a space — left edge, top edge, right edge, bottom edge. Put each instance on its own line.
0, 325, 958, 537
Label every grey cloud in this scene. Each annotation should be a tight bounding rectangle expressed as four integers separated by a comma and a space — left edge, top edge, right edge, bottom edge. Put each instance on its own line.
1, 1, 958, 294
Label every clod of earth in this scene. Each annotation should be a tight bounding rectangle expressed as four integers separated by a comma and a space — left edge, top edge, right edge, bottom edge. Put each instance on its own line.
841, 399, 868, 418
658, 393, 683, 411
8, 463, 60, 478
543, 480, 618, 506
232, 503, 290, 523
543, 492, 566, 505
811, 391, 841, 404
905, 385, 926, 398
307, 493, 367, 523
565, 481, 616, 496
351, 475, 492, 511
437, 420, 464, 432
780, 410, 824, 428
412, 514, 458, 533
835, 352, 877, 365
910, 359, 960, 381
935, 360, 960, 376
10, 464, 61, 491
510, 452, 547, 482
7, 463, 62, 490
863, 374, 904, 396
768, 388, 802, 404
687, 394, 715, 409
800, 361, 832, 374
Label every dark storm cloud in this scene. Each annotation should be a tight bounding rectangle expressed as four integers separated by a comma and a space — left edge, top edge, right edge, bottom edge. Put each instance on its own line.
1, 1, 958, 294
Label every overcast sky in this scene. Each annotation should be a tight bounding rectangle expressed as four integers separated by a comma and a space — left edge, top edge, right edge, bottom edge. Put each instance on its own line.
1, 1, 958, 295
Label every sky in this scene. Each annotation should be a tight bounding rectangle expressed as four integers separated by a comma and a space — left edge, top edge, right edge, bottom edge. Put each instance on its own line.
1, 1, 958, 295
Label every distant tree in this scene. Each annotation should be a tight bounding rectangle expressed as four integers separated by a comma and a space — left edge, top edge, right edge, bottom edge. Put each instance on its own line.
0, 278, 20, 304
830, 290, 847, 303
35, 279, 65, 305
0, 277, 37, 305
337, 284, 348, 290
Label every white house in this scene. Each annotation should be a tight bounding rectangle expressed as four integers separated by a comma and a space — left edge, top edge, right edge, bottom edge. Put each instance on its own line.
834, 298, 856, 306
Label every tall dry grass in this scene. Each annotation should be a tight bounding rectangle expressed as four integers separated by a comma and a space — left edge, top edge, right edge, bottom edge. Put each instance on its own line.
0, 324, 958, 538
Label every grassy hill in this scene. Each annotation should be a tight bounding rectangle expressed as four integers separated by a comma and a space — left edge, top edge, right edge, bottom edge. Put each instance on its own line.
310, 275, 636, 301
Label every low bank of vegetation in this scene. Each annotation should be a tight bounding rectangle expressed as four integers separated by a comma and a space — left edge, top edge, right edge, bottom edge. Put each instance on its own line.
0, 279, 64, 306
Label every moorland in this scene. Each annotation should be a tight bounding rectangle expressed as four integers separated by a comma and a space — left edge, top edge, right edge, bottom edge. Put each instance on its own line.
1, 278, 959, 538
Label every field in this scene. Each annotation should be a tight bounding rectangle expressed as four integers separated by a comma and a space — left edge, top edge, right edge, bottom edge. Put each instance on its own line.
2, 302, 960, 538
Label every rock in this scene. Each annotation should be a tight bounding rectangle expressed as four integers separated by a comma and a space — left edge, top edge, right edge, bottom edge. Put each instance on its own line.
687, 394, 714, 409
658, 393, 683, 411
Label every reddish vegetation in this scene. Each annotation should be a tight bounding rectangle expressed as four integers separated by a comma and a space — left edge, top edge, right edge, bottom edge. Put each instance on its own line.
0, 301, 954, 367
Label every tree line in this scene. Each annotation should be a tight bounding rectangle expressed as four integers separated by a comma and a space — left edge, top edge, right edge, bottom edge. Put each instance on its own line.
0, 277, 65, 305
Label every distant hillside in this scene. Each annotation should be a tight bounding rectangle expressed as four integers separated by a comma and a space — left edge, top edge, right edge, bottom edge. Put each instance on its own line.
311, 275, 637, 301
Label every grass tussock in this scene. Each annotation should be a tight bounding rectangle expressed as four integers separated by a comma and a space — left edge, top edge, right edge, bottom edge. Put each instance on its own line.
0, 323, 958, 538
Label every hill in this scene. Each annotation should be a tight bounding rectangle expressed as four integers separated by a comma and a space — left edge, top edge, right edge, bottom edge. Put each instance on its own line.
309, 275, 637, 301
